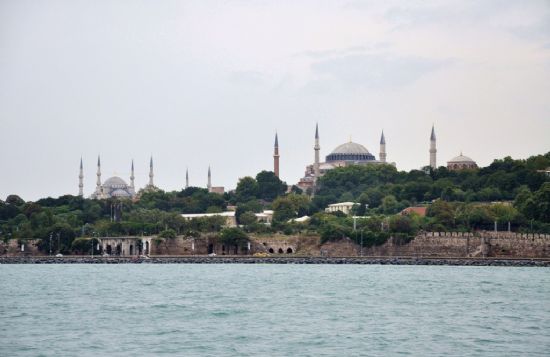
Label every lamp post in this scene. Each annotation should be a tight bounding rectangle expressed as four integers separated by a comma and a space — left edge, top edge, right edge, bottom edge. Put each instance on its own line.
360, 229, 364, 257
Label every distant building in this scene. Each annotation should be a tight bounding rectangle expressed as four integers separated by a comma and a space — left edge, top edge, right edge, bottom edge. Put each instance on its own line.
255, 210, 274, 224
206, 166, 225, 194
325, 202, 357, 215
181, 211, 237, 227
297, 124, 393, 192
447, 153, 478, 171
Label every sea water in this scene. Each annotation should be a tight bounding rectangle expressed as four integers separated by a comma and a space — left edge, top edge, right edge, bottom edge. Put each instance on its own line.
1, 265, 549, 356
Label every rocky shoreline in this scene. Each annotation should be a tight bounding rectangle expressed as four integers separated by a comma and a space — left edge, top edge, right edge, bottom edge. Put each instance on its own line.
1, 256, 549, 266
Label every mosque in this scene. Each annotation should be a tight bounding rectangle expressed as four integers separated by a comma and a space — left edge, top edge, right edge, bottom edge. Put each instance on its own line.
294, 124, 394, 192
289, 124, 478, 192
79, 156, 224, 199
78, 156, 158, 199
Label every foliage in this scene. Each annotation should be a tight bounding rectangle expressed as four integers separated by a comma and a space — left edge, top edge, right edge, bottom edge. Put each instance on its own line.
159, 229, 177, 238
219, 227, 249, 248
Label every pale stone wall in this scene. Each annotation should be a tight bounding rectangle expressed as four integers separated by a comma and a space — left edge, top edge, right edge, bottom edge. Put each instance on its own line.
363, 231, 550, 258
0, 239, 42, 256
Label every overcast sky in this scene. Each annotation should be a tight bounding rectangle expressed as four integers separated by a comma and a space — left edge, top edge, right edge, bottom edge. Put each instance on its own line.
1, 0, 549, 201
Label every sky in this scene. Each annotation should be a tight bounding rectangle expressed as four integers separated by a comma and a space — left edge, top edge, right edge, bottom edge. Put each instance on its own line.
1, 0, 549, 201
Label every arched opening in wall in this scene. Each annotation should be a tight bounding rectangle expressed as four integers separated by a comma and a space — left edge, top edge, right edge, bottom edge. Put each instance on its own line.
268, 248, 274, 253
106, 245, 112, 255
116, 244, 122, 256
222, 245, 226, 255
234, 245, 238, 255
129, 245, 133, 255
207, 243, 214, 254
145, 241, 149, 255
278, 248, 284, 254
286, 248, 293, 254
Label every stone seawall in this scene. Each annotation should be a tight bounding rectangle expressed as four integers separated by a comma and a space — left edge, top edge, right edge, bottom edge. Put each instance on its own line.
363, 231, 550, 258
1, 256, 549, 267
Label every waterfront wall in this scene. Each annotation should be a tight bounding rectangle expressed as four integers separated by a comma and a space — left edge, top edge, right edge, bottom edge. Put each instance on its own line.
363, 231, 550, 258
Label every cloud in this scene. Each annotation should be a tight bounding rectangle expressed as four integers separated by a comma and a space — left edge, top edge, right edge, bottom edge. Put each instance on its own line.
310, 53, 452, 89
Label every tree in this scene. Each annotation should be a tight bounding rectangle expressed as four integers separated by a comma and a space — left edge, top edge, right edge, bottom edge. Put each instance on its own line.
272, 194, 310, 223
427, 199, 455, 228
6, 195, 25, 206
239, 211, 257, 226
381, 195, 399, 214
159, 229, 177, 238
532, 183, 550, 222
220, 227, 249, 248
235, 177, 259, 202
256, 171, 287, 201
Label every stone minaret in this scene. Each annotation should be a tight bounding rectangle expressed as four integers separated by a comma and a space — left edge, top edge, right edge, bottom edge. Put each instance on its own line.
314, 123, 320, 183
274, 132, 280, 178
130, 160, 135, 190
207, 166, 212, 191
78, 157, 84, 197
379, 130, 386, 163
185, 168, 189, 189
430, 125, 437, 169
148, 156, 154, 187
96, 155, 102, 192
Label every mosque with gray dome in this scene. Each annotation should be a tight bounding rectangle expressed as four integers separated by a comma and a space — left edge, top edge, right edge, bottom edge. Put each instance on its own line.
78, 156, 158, 199
296, 124, 394, 192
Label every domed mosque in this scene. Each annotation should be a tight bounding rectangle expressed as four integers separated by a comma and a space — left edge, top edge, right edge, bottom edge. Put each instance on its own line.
447, 152, 478, 171
297, 124, 392, 192
84, 156, 158, 199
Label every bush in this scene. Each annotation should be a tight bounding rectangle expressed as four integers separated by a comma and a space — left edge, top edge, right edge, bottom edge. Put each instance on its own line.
158, 229, 177, 238
220, 227, 249, 248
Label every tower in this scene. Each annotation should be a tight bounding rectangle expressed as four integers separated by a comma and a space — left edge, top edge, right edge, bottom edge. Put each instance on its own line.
430, 125, 437, 169
207, 166, 212, 191
274, 132, 280, 178
148, 156, 154, 187
379, 130, 386, 163
78, 157, 84, 197
185, 168, 189, 189
130, 160, 135, 190
314, 123, 320, 184
96, 155, 102, 191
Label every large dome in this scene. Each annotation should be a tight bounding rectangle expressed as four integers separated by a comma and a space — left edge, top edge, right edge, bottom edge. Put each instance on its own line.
448, 154, 475, 163
326, 141, 376, 162
330, 142, 370, 155
103, 176, 129, 188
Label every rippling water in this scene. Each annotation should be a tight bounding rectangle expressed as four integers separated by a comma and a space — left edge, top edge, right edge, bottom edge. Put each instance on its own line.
1, 265, 549, 356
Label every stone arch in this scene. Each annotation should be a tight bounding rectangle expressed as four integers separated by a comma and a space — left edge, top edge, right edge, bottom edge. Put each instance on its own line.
106, 244, 112, 255
268, 248, 274, 253
207, 243, 214, 254
286, 247, 293, 254
278, 248, 284, 254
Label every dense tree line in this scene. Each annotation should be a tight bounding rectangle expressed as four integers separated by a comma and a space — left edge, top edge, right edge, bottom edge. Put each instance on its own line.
1, 153, 549, 253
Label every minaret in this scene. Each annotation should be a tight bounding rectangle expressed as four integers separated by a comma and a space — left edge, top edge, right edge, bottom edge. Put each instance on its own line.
207, 166, 212, 191
148, 156, 154, 187
314, 123, 320, 183
78, 157, 84, 197
185, 168, 189, 189
430, 125, 437, 169
274, 132, 280, 178
96, 155, 102, 191
379, 130, 387, 163
130, 160, 135, 190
